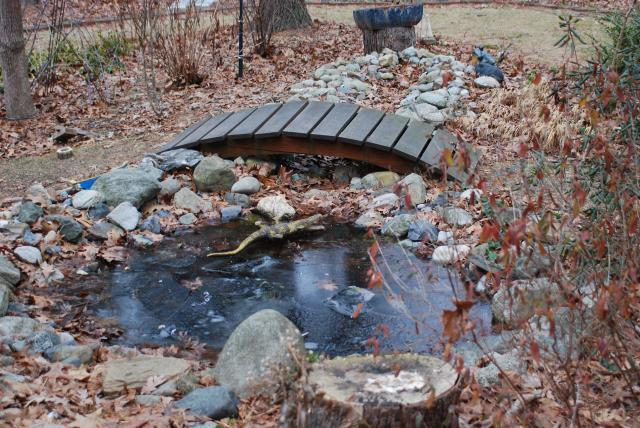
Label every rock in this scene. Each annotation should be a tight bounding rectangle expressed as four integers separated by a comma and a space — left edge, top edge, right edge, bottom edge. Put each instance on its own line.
437, 231, 454, 244
304, 189, 329, 199
361, 171, 400, 189
174, 188, 212, 213
0, 256, 21, 286
72, 190, 102, 209
179, 213, 197, 225
460, 188, 482, 202
107, 202, 140, 231
474, 76, 500, 89
87, 203, 111, 220
407, 220, 438, 242
399, 173, 427, 207
193, 156, 236, 193
145, 148, 204, 171
130, 234, 156, 249
135, 394, 162, 406
88, 221, 125, 241
22, 230, 42, 246
379, 52, 398, 67
0, 283, 9, 316
140, 216, 162, 234
213, 309, 305, 397
421, 111, 446, 124
231, 176, 261, 194
354, 211, 384, 229
325, 286, 376, 317
401, 46, 417, 58
0, 222, 28, 241
475, 350, 523, 387
493, 207, 522, 226
46, 215, 84, 243
45, 343, 98, 365
27, 183, 53, 205
432, 245, 470, 265
420, 69, 441, 83
491, 278, 560, 327
17, 202, 43, 225
381, 214, 415, 238
0, 316, 51, 336
442, 207, 473, 227
13, 246, 42, 265
418, 92, 447, 108
102, 356, 191, 395
159, 178, 181, 197
220, 206, 242, 222
371, 193, 399, 209
414, 103, 439, 120
379, 72, 394, 80
25, 331, 60, 354
224, 192, 251, 208
93, 168, 161, 209
256, 196, 295, 221
399, 239, 421, 250
332, 165, 361, 185
395, 107, 421, 121
175, 386, 239, 419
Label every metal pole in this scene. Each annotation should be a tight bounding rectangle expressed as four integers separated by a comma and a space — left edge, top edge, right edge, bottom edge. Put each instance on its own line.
238, 0, 244, 78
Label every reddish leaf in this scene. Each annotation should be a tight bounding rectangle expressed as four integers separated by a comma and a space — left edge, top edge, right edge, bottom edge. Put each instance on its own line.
351, 303, 364, 319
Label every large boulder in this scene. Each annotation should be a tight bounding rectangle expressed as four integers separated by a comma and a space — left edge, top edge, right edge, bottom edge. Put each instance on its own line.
193, 156, 236, 193
92, 168, 161, 209
212, 309, 305, 398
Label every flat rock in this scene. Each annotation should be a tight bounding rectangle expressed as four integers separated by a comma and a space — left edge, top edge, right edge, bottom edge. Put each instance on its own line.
381, 214, 415, 238
0, 222, 28, 241
72, 190, 103, 209
354, 211, 384, 229
442, 207, 473, 227
174, 188, 212, 213
304, 189, 329, 199
231, 176, 261, 195
325, 286, 376, 317
220, 205, 242, 222
474, 76, 500, 89
371, 193, 399, 209
145, 148, 203, 171
13, 246, 42, 265
102, 356, 191, 395
256, 196, 295, 221
159, 178, 181, 197
432, 245, 470, 265
213, 309, 305, 398
193, 156, 236, 193
17, 202, 43, 225
0, 255, 21, 286
418, 91, 447, 108
0, 316, 52, 336
45, 343, 98, 365
107, 202, 140, 231
92, 168, 161, 209
179, 213, 197, 225
361, 171, 401, 189
88, 221, 125, 241
175, 386, 239, 419
224, 192, 251, 208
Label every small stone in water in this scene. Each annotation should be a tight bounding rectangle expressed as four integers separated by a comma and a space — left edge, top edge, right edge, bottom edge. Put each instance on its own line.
325, 286, 376, 318
220, 205, 242, 223
179, 213, 197, 225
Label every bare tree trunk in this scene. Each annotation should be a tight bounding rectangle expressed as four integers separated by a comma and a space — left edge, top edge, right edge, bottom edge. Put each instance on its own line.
272, 0, 311, 32
0, 0, 37, 120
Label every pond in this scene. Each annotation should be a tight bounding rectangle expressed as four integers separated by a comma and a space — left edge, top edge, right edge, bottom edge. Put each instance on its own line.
84, 222, 491, 357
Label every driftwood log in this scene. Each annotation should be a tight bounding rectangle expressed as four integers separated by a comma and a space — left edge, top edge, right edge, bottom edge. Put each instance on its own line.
282, 354, 461, 428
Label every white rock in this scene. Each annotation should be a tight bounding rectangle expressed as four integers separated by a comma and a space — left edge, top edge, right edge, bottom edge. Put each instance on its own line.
107, 202, 140, 231
72, 190, 103, 209
231, 176, 261, 194
474, 76, 501, 89
257, 196, 295, 221
14, 246, 43, 265
460, 188, 482, 202
437, 230, 454, 243
371, 193, 399, 209
432, 245, 470, 264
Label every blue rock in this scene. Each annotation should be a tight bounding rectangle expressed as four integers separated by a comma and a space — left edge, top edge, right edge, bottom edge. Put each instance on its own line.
140, 215, 162, 234
220, 206, 242, 223
22, 230, 42, 246
175, 386, 239, 419
224, 192, 251, 208
87, 203, 110, 220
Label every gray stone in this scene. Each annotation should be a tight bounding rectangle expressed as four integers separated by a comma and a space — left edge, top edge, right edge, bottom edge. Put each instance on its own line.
0, 222, 28, 241
418, 91, 448, 108
17, 202, 43, 224
432, 245, 471, 265
27, 183, 53, 204
22, 230, 42, 246
135, 394, 162, 406
304, 189, 329, 199
399, 239, 421, 250
87, 203, 110, 220
224, 192, 251, 208
395, 107, 421, 121
381, 214, 415, 238
175, 386, 239, 419
102, 356, 191, 395
179, 213, 197, 225
140, 216, 162, 234
325, 286, 376, 317
174, 188, 212, 213
371, 193, 399, 209
354, 211, 384, 230
26, 331, 60, 354
88, 221, 125, 241
407, 220, 438, 242
213, 309, 305, 398
399, 173, 427, 207
442, 207, 473, 227
107, 202, 140, 231
379, 72, 394, 80
13, 246, 42, 265
414, 103, 439, 120
45, 344, 98, 365
491, 278, 560, 327
256, 196, 295, 221
231, 176, 261, 194
46, 215, 84, 243
420, 69, 441, 84
159, 178, 181, 197
220, 206, 242, 222
0, 316, 51, 336
349, 177, 364, 190
0, 283, 9, 316
72, 190, 102, 209
93, 168, 161, 209
130, 234, 156, 248
361, 171, 400, 189
193, 156, 236, 193
144, 148, 204, 171
475, 350, 524, 387
422, 111, 446, 124
0, 256, 21, 286
474, 76, 501, 89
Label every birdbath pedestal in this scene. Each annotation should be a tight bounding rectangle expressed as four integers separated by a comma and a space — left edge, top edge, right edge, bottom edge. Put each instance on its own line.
353, 4, 424, 54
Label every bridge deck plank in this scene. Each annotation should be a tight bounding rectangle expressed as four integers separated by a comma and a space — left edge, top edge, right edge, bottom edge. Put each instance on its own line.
255, 101, 307, 139
227, 103, 282, 140
176, 113, 232, 149
310, 103, 359, 141
283, 101, 334, 138
159, 114, 211, 152
393, 122, 435, 161
365, 114, 409, 151
337, 108, 384, 146
202, 108, 256, 143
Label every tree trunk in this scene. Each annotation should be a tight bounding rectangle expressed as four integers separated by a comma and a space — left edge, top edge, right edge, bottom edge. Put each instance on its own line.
362, 27, 416, 54
0, 0, 36, 120
272, 0, 312, 32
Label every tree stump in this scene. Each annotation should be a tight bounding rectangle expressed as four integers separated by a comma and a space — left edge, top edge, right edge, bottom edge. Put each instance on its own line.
362, 26, 416, 54
287, 354, 461, 428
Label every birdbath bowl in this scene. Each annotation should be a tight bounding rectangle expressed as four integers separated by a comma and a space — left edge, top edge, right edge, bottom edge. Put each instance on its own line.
353, 4, 424, 54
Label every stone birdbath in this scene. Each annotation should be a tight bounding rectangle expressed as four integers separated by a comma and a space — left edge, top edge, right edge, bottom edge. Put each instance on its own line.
353, 4, 424, 54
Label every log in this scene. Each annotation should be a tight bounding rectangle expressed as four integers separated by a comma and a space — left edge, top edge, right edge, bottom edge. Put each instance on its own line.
362, 26, 416, 54
285, 354, 461, 428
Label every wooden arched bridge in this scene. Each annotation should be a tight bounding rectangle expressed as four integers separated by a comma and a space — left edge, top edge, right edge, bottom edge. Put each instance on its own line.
159, 101, 477, 182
